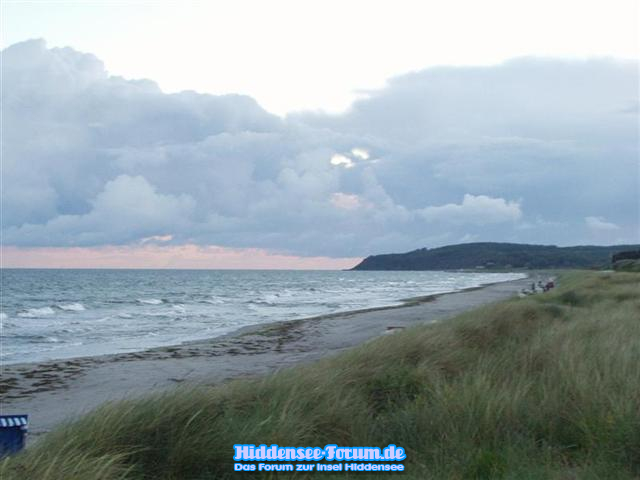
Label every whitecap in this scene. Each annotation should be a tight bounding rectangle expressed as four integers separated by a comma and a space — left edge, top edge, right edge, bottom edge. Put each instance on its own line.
203, 298, 225, 305
58, 327, 88, 334
0, 313, 8, 321
137, 298, 163, 305
18, 307, 56, 318
254, 293, 280, 305
57, 303, 86, 312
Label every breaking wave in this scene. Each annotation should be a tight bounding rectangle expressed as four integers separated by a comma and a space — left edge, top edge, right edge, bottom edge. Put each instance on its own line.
18, 307, 56, 318
57, 303, 86, 311
137, 298, 164, 305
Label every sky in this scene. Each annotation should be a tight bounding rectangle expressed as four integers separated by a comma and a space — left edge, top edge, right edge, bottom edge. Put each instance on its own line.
1, 1, 639, 268
3, 0, 639, 115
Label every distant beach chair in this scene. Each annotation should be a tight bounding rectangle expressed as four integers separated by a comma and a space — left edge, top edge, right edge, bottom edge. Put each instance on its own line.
0, 415, 28, 457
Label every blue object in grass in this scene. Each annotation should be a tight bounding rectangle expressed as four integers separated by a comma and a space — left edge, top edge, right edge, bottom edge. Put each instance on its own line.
0, 415, 28, 456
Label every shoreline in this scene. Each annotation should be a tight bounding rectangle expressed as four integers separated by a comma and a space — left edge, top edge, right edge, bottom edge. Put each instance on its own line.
2, 274, 526, 368
1, 274, 533, 442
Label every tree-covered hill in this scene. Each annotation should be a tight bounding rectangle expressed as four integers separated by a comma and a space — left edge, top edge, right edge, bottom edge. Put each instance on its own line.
351, 242, 640, 270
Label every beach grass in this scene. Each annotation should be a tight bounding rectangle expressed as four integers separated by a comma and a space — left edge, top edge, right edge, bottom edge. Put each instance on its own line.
2, 270, 639, 479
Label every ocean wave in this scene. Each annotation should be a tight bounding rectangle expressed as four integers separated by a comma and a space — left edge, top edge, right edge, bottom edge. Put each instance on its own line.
137, 298, 164, 305
251, 293, 281, 305
57, 327, 86, 334
249, 300, 276, 307
57, 302, 86, 311
2, 333, 66, 343
18, 306, 56, 318
202, 297, 226, 304
1, 333, 48, 341
2, 269, 528, 364
0, 312, 8, 321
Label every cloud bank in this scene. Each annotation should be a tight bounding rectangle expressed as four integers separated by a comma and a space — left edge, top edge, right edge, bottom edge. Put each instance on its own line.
3, 39, 638, 258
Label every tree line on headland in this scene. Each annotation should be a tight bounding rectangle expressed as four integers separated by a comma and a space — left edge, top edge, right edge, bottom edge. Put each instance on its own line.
351, 242, 640, 271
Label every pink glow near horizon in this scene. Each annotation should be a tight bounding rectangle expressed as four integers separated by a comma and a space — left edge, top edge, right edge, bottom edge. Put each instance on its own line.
1, 245, 362, 270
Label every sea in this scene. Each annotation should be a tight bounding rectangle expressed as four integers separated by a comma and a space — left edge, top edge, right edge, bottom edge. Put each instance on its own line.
0, 269, 526, 365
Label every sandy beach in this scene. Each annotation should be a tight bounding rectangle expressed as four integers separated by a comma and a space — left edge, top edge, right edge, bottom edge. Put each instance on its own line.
1, 276, 531, 443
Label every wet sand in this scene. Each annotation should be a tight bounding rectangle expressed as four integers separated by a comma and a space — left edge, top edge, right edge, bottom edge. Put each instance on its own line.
0, 276, 532, 442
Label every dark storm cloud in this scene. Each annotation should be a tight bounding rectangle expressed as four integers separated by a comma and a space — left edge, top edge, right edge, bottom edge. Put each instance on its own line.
3, 40, 638, 256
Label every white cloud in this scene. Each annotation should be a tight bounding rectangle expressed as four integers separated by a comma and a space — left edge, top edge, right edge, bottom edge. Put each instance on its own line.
420, 195, 522, 225
331, 192, 363, 210
351, 148, 370, 160
4, 175, 195, 246
140, 234, 173, 244
330, 154, 355, 169
585, 216, 620, 231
